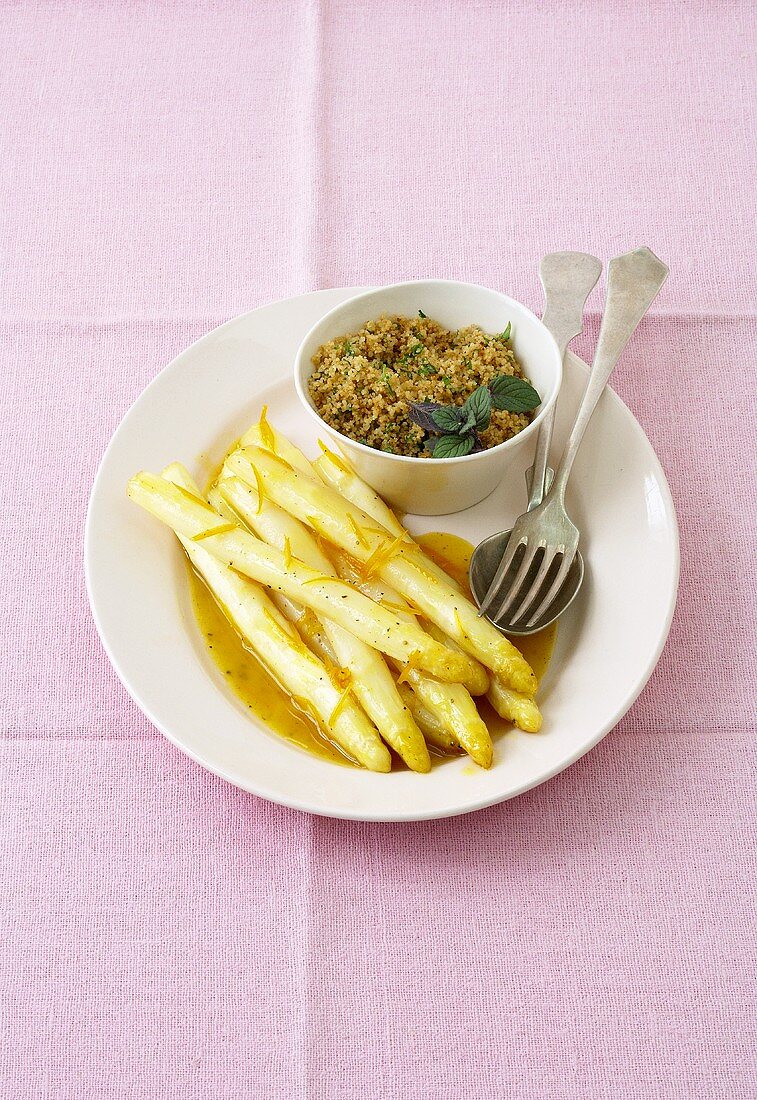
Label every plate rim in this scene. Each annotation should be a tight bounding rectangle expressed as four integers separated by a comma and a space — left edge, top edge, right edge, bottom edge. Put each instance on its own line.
85, 288, 680, 821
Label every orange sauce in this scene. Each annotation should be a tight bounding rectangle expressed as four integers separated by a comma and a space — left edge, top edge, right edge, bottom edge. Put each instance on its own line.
188, 531, 556, 768
187, 566, 350, 766
415, 532, 557, 681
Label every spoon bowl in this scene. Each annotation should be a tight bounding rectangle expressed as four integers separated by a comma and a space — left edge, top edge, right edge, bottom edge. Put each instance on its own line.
469, 529, 584, 634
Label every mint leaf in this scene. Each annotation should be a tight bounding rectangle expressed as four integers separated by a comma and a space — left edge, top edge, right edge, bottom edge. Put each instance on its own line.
432, 433, 475, 459
431, 405, 463, 433
489, 375, 540, 412
461, 386, 491, 432
496, 322, 512, 342
409, 401, 444, 433
460, 410, 477, 434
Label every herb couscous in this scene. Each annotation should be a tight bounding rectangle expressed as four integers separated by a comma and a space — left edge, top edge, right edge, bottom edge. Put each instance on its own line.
307, 313, 539, 458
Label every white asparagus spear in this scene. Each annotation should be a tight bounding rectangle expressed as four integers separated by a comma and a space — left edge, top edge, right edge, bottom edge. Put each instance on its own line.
331, 549, 490, 697
395, 665, 493, 768
206, 489, 339, 672
159, 464, 391, 772
334, 544, 537, 735
240, 406, 316, 476
127, 472, 472, 683
227, 446, 538, 696
209, 487, 336, 660
213, 477, 431, 773
395, 683, 461, 755
244, 427, 466, 596
312, 445, 464, 593
331, 546, 497, 761
486, 677, 543, 733
314, 445, 405, 534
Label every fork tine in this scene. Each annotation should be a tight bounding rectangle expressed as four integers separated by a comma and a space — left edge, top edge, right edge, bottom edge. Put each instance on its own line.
490, 541, 543, 623
507, 546, 560, 626
522, 551, 576, 628
476, 534, 527, 616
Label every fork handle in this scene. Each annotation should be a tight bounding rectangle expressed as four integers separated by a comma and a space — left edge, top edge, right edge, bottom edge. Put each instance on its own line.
527, 252, 603, 511
550, 247, 669, 503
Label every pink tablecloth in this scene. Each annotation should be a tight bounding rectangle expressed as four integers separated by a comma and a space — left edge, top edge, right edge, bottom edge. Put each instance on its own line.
1, 3, 755, 1097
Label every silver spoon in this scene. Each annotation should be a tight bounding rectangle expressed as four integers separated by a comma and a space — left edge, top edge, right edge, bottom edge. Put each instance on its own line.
469, 251, 602, 634
471, 246, 669, 634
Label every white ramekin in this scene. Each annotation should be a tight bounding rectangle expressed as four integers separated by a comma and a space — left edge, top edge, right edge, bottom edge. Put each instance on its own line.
294, 279, 562, 515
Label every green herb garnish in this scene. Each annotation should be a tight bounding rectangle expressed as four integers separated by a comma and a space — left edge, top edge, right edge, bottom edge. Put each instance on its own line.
409, 385, 490, 457
489, 374, 540, 412
431, 405, 463, 433
432, 434, 475, 459
408, 373, 537, 458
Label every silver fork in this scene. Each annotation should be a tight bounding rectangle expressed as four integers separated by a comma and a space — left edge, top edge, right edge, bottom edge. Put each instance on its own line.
525, 251, 603, 506
478, 246, 669, 630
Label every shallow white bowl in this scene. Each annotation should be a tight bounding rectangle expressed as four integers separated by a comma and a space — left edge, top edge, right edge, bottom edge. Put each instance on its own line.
85, 288, 679, 822
294, 280, 562, 515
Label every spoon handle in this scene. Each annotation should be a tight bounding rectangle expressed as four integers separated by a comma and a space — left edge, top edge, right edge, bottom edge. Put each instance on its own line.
527, 252, 602, 510
550, 246, 669, 503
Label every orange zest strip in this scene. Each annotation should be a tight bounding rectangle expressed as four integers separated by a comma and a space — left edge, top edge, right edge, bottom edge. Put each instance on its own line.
282, 536, 293, 570
404, 599, 429, 618
406, 559, 442, 585
297, 607, 324, 642
305, 515, 335, 561
346, 513, 370, 549
327, 685, 352, 727
362, 534, 406, 578
262, 605, 302, 648
251, 465, 266, 515
317, 439, 353, 474
303, 608, 322, 629
191, 522, 237, 541
453, 607, 470, 644
325, 662, 352, 692
396, 650, 422, 685
249, 447, 294, 473
173, 483, 211, 509
258, 405, 276, 452
379, 598, 412, 614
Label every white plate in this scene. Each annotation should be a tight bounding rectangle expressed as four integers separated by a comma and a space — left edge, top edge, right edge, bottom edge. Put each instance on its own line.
85, 289, 679, 821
